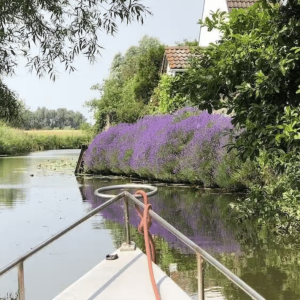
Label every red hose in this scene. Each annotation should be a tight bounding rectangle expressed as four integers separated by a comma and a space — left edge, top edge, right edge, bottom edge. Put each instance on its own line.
135, 190, 161, 300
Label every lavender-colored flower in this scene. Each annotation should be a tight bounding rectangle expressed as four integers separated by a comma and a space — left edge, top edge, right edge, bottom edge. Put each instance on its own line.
85, 108, 235, 187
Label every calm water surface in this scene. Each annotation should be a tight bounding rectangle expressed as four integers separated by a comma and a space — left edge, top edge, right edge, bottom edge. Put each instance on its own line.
0, 150, 299, 300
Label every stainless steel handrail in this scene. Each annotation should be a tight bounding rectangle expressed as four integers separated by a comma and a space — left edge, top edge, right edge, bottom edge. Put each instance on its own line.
0, 185, 265, 300
0, 193, 123, 277
94, 183, 158, 199
125, 192, 265, 300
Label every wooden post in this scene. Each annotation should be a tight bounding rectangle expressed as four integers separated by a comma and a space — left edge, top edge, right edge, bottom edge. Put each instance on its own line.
18, 261, 25, 300
74, 145, 88, 174
197, 254, 204, 300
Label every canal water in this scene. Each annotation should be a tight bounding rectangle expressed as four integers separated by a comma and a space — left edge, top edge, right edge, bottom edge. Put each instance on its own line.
0, 150, 299, 300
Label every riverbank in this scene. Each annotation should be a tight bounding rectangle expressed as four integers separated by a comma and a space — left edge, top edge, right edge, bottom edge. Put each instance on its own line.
84, 109, 254, 190
84, 108, 300, 234
0, 122, 90, 155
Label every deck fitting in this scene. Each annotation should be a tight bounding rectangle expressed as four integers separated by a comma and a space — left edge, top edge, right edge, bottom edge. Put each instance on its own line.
120, 241, 136, 251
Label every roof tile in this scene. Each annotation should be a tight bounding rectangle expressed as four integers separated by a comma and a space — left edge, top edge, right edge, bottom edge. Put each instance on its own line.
164, 46, 191, 70
227, 0, 258, 11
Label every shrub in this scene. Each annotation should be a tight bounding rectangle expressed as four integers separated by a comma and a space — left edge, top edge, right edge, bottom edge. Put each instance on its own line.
151, 74, 188, 114
231, 152, 300, 233
85, 109, 247, 188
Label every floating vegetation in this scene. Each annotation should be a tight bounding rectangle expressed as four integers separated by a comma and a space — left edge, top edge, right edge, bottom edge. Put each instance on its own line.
37, 159, 76, 174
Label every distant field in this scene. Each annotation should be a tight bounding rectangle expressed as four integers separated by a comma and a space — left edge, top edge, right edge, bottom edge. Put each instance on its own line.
25, 130, 90, 151
0, 123, 91, 155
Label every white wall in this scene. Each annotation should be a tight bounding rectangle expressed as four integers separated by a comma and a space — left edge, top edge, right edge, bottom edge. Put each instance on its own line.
166, 63, 186, 76
199, 0, 228, 47
166, 63, 175, 76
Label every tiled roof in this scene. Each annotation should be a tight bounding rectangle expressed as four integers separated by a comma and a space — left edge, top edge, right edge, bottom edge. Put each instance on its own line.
164, 46, 191, 70
227, 0, 258, 11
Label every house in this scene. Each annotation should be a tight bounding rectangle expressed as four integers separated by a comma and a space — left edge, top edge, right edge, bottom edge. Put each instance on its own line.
160, 46, 192, 76
161, 0, 258, 76
199, 0, 258, 46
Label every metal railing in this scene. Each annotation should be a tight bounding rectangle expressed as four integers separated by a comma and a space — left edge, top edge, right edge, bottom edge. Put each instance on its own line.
0, 184, 265, 300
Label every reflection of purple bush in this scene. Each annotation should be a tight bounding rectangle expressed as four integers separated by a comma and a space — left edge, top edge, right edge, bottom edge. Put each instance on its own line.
83, 183, 240, 254
85, 109, 234, 187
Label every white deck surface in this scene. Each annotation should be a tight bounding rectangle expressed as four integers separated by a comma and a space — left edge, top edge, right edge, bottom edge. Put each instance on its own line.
54, 247, 192, 300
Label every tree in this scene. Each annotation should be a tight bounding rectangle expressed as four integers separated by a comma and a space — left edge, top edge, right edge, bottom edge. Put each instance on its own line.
175, 39, 199, 46
86, 35, 165, 131
134, 44, 166, 103
174, 0, 300, 159
12, 106, 87, 129
0, 0, 150, 121
0, 0, 151, 79
0, 81, 20, 122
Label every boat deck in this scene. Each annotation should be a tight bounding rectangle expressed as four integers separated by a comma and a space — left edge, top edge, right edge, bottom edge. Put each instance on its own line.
54, 247, 192, 300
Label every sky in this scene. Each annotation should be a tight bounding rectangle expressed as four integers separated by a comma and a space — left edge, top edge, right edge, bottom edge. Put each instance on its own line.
3, 0, 205, 123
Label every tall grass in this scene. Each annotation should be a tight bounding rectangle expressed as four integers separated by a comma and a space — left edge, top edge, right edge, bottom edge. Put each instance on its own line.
0, 122, 91, 155
26, 130, 89, 151
0, 122, 32, 155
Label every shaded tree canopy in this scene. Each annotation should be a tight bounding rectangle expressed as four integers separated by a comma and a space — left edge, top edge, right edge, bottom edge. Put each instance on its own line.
0, 0, 150, 122
172, 0, 300, 159
86, 35, 165, 131
0, 80, 20, 122
0, 0, 151, 79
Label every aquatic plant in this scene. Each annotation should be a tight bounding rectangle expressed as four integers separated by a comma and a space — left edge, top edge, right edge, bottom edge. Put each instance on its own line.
85, 109, 243, 188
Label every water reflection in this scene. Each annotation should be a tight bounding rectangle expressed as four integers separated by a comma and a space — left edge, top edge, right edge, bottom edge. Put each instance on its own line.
0, 157, 30, 185
80, 178, 240, 299
1, 150, 300, 300
79, 177, 300, 300
0, 150, 118, 300
0, 189, 26, 208
81, 179, 240, 254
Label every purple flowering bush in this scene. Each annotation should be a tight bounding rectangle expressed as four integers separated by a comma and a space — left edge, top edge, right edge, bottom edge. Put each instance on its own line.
85, 108, 245, 188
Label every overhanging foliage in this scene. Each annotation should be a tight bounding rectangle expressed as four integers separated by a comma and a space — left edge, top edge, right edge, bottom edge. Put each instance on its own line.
0, 0, 150, 122
0, 0, 150, 79
174, 0, 300, 159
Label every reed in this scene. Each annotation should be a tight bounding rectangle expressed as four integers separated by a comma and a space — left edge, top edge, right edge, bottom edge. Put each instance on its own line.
0, 123, 90, 155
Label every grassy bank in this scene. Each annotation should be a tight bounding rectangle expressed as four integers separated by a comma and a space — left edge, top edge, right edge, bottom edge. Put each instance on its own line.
0, 122, 91, 155
26, 130, 90, 151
